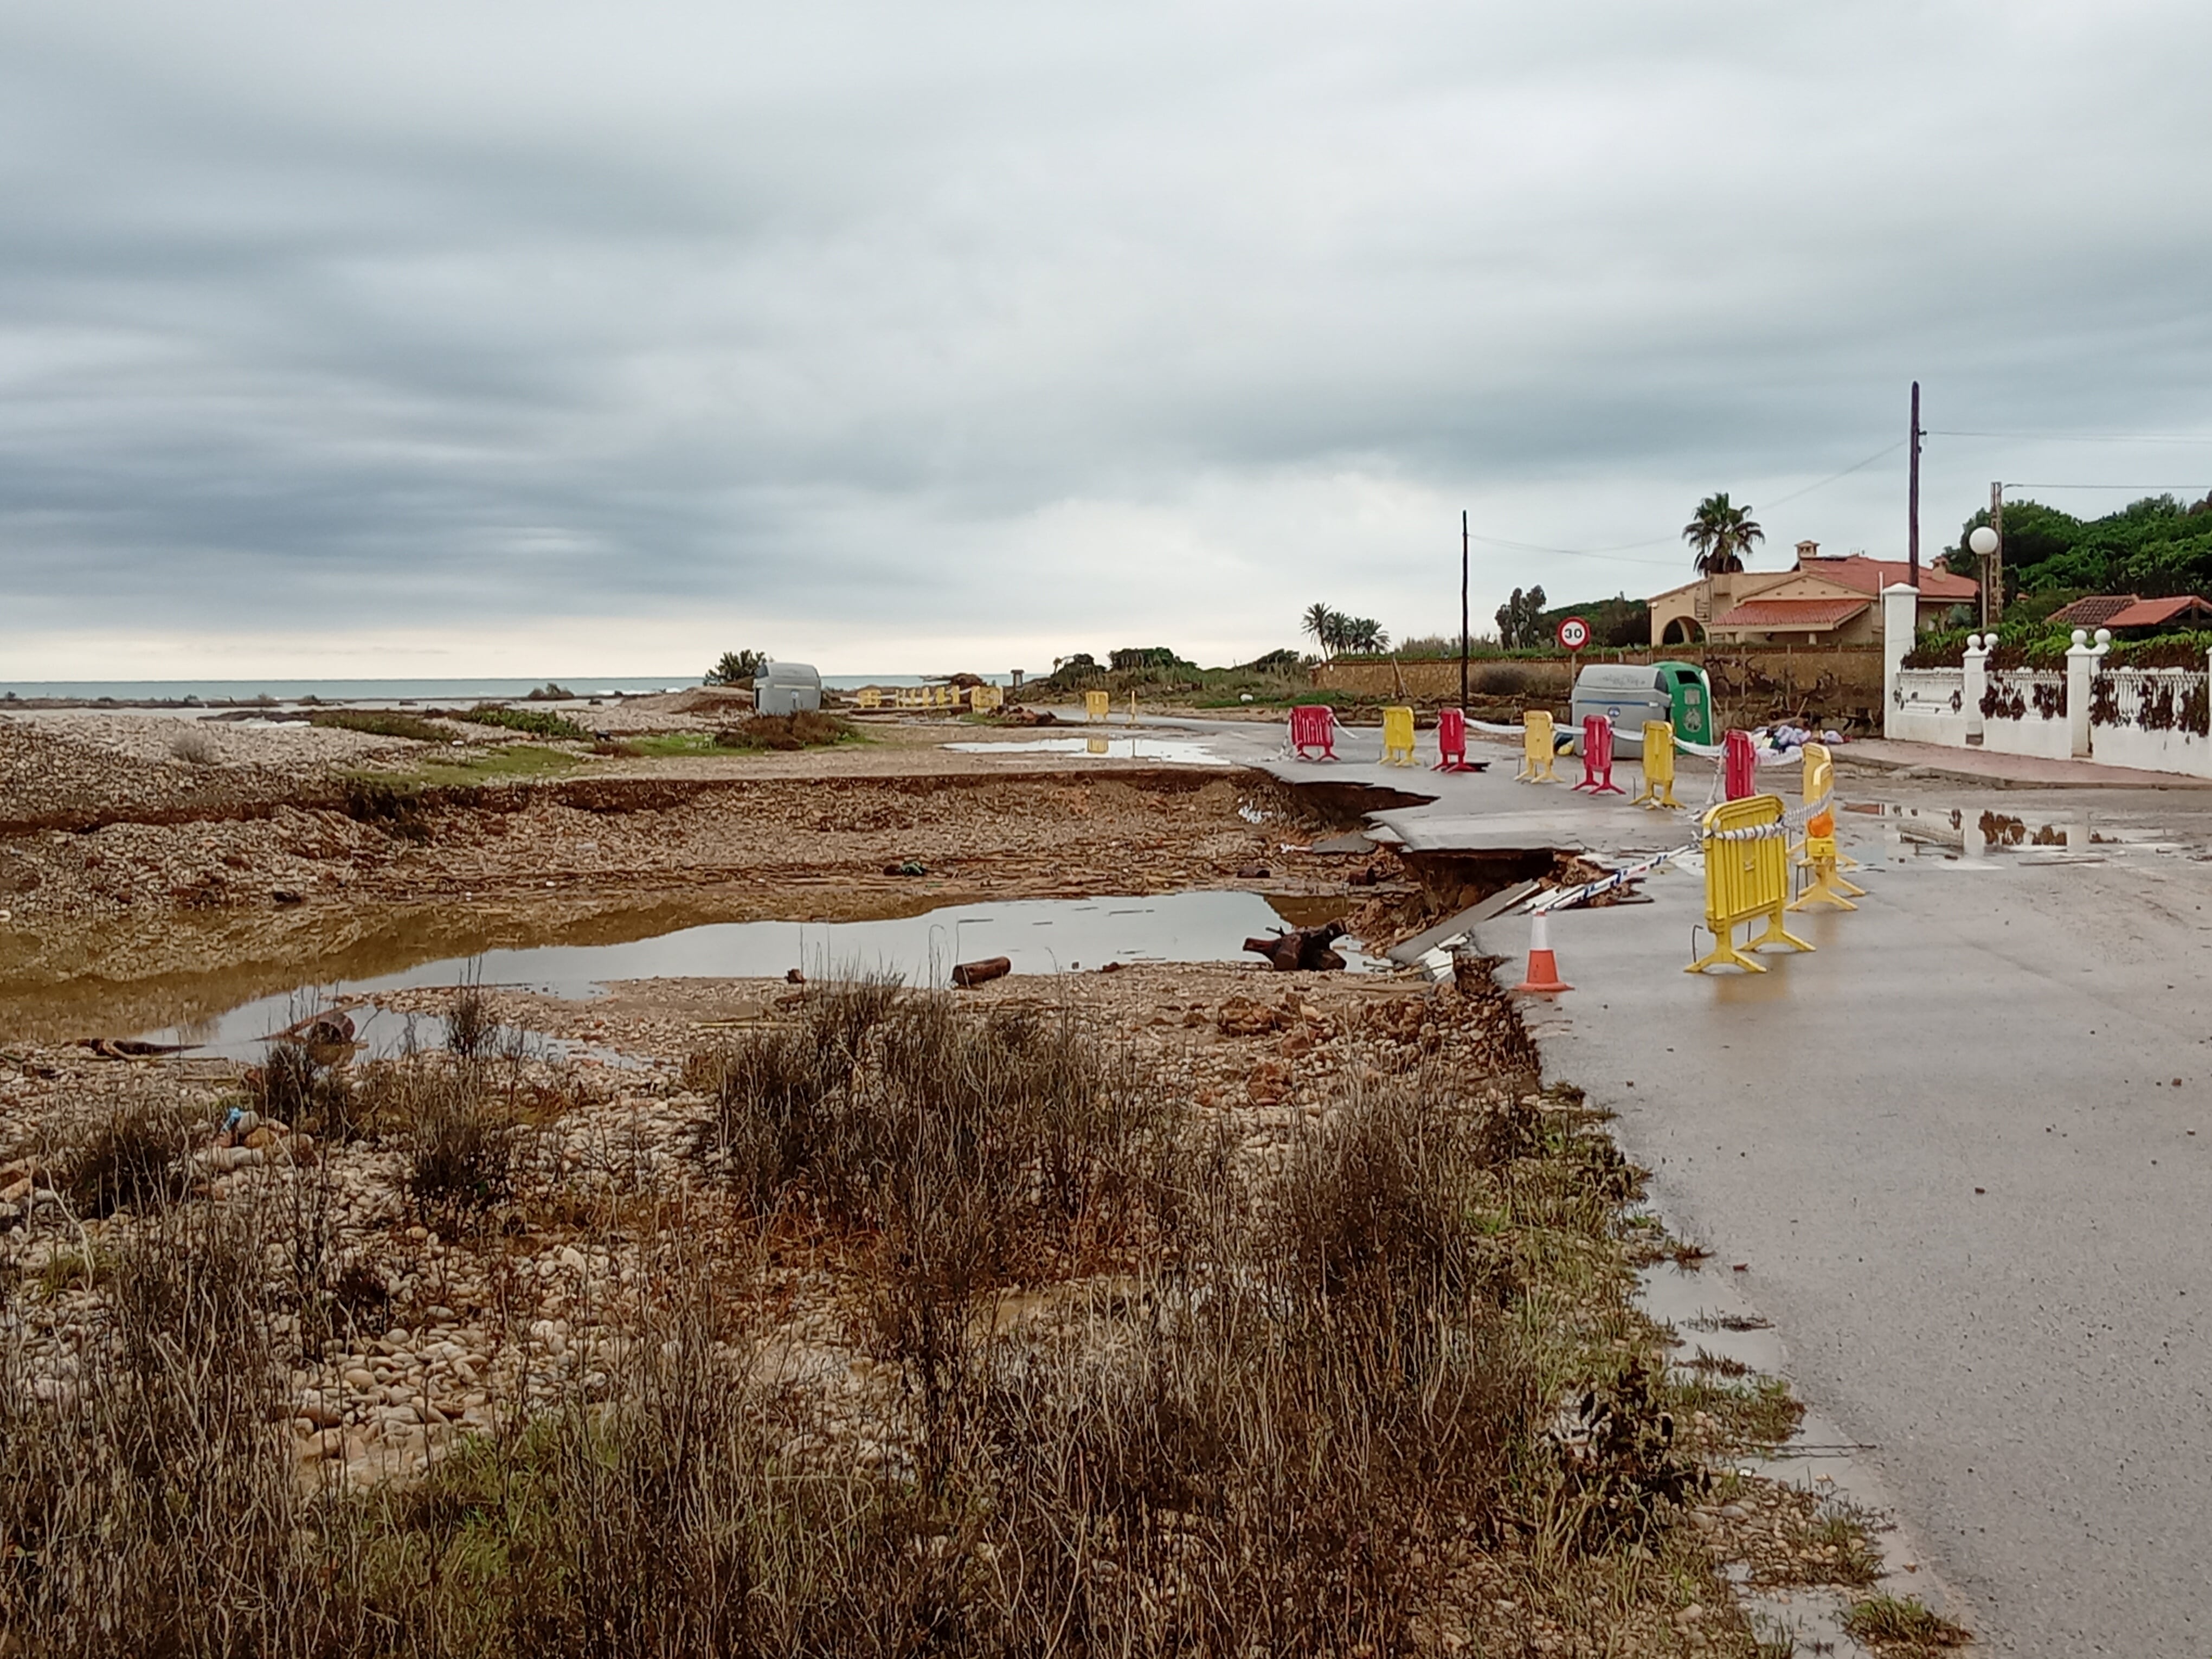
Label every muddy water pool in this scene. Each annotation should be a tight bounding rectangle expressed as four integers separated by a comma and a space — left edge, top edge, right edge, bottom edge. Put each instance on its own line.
124, 891, 1375, 1060
942, 735, 1237, 765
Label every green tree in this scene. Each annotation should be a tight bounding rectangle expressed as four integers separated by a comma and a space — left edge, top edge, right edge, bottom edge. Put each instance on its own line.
706, 649, 769, 685
1493, 586, 1547, 648
1682, 493, 1764, 574
1301, 602, 1341, 659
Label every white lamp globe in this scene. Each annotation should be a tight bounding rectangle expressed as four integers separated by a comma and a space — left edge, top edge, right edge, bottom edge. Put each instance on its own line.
1967, 526, 1999, 557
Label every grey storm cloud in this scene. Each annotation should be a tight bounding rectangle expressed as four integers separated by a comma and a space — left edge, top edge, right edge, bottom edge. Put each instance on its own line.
3, 1, 2211, 668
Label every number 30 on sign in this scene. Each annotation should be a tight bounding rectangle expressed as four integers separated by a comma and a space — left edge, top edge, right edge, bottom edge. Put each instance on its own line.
1555, 615, 1591, 652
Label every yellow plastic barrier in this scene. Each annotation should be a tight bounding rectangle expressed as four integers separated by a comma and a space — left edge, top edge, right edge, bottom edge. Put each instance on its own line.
969, 684, 1003, 712
1381, 705, 1417, 766
1515, 710, 1559, 783
1129, 690, 1140, 725
1084, 690, 1110, 722
1789, 743, 1866, 911
1632, 721, 1680, 809
1687, 794, 1812, 974
855, 687, 882, 710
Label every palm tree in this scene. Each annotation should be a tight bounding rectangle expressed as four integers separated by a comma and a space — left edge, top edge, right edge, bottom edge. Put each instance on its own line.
1301, 602, 1337, 659
1682, 493, 1764, 574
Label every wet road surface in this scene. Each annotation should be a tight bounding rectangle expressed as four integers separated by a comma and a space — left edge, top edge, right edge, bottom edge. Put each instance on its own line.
1473, 784, 2212, 1656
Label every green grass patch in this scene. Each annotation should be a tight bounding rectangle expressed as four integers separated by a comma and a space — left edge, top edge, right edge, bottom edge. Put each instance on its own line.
450, 705, 591, 741
1842, 1593, 1971, 1651
1674, 1373, 1804, 1452
308, 710, 454, 743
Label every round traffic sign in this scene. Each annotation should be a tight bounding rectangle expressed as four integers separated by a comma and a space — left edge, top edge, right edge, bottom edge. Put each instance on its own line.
1556, 615, 1591, 652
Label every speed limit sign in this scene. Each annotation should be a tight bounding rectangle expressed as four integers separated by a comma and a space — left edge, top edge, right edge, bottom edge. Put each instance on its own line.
1555, 615, 1591, 652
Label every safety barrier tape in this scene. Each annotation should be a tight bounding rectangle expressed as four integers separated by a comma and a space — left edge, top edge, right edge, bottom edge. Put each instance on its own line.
1525, 844, 1697, 914
1703, 819, 1789, 843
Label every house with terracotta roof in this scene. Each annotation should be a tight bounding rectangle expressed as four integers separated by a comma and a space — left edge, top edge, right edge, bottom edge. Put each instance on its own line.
1648, 541, 1978, 647
2047, 594, 2212, 632
2044, 594, 2147, 630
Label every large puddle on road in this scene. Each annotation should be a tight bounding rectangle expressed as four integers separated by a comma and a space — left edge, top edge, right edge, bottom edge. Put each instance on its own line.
943, 736, 1236, 766
124, 891, 1376, 1061
1842, 800, 2202, 865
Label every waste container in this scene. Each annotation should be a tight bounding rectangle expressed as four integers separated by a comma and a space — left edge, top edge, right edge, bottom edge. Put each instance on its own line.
1655, 660, 1713, 745
1569, 662, 1714, 754
754, 661, 822, 716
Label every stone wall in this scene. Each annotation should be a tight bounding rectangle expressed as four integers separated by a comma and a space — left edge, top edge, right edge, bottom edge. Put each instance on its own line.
1311, 647, 1887, 727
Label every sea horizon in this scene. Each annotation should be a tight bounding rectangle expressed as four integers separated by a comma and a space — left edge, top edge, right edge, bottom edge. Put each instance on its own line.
0, 673, 1017, 705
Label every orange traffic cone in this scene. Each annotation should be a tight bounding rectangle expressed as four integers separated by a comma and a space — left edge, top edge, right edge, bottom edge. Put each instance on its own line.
1512, 910, 1573, 995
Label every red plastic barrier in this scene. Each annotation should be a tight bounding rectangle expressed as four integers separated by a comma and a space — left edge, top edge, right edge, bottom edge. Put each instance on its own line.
1433, 708, 1474, 772
1573, 715, 1625, 795
1289, 705, 1338, 761
1722, 729, 1758, 800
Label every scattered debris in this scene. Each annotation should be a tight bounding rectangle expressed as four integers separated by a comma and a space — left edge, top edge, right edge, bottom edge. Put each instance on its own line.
950, 956, 1012, 987
1242, 921, 1348, 973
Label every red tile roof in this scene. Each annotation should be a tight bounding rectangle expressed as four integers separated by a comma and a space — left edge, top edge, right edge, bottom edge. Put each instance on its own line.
1711, 597, 1873, 631
2046, 594, 2144, 627
2100, 595, 2212, 628
1796, 555, 1978, 600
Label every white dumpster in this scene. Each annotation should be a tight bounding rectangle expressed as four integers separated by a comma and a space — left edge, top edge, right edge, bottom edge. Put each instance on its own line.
1570, 664, 1671, 756
754, 661, 822, 716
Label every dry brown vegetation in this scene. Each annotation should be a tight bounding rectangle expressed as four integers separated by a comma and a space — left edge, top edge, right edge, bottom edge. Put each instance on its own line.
0, 972, 1853, 1656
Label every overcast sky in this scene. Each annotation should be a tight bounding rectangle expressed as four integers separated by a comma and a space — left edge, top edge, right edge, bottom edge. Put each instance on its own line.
4, 1, 2210, 679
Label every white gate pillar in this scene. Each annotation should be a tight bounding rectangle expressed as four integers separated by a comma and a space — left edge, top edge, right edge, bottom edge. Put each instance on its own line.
1881, 583, 1919, 740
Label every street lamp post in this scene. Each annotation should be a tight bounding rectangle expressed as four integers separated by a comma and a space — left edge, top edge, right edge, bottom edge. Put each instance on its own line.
1969, 524, 1999, 631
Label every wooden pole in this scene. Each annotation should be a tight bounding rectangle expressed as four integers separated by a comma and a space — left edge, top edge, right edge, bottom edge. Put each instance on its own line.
1459, 511, 1470, 712
1990, 480, 2005, 627
1908, 381, 1922, 588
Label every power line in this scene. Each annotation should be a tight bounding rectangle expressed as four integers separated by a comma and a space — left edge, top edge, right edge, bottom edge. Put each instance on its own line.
1467, 438, 1907, 570
2001, 482, 2211, 491
1933, 429, 2212, 445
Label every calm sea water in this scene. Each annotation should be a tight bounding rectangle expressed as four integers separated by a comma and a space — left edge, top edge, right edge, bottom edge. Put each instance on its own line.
0, 674, 1011, 704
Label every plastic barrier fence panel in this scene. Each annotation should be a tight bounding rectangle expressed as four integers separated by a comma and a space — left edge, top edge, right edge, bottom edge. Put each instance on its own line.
1632, 721, 1680, 809
1434, 707, 1471, 771
1687, 793, 1812, 974
1084, 690, 1110, 722
1381, 705, 1417, 766
1573, 715, 1625, 795
856, 688, 882, 710
969, 684, 1003, 712
1789, 742, 1866, 910
1516, 710, 1559, 782
1722, 729, 1758, 800
1289, 705, 1338, 760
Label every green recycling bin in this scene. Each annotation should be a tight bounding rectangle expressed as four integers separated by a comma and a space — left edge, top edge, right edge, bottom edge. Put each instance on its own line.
1655, 661, 1713, 745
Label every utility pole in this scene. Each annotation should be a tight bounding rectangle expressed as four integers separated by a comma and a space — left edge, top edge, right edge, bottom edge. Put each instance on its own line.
1459, 511, 1470, 712
1907, 381, 1922, 588
1990, 481, 2005, 627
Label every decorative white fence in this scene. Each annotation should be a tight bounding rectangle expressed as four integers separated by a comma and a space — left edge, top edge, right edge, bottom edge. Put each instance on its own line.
1886, 623, 2212, 777
1892, 668, 1968, 746
2089, 667, 2212, 775
1980, 670, 2072, 761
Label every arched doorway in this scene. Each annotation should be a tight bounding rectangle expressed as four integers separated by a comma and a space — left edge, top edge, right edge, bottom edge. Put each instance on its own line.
1661, 616, 1705, 645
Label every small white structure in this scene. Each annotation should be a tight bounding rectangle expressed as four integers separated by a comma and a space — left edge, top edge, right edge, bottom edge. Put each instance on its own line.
754, 661, 822, 716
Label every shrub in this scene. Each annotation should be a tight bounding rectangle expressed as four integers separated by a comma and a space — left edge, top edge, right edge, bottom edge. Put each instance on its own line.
61, 1103, 189, 1218
713, 712, 856, 752
166, 727, 220, 766
400, 1068, 517, 1222
451, 705, 592, 741
309, 709, 453, 742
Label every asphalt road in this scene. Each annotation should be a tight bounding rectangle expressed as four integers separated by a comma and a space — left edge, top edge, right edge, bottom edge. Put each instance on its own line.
1126, 711, 2212, 1648
1469, 785, 2212, 1656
